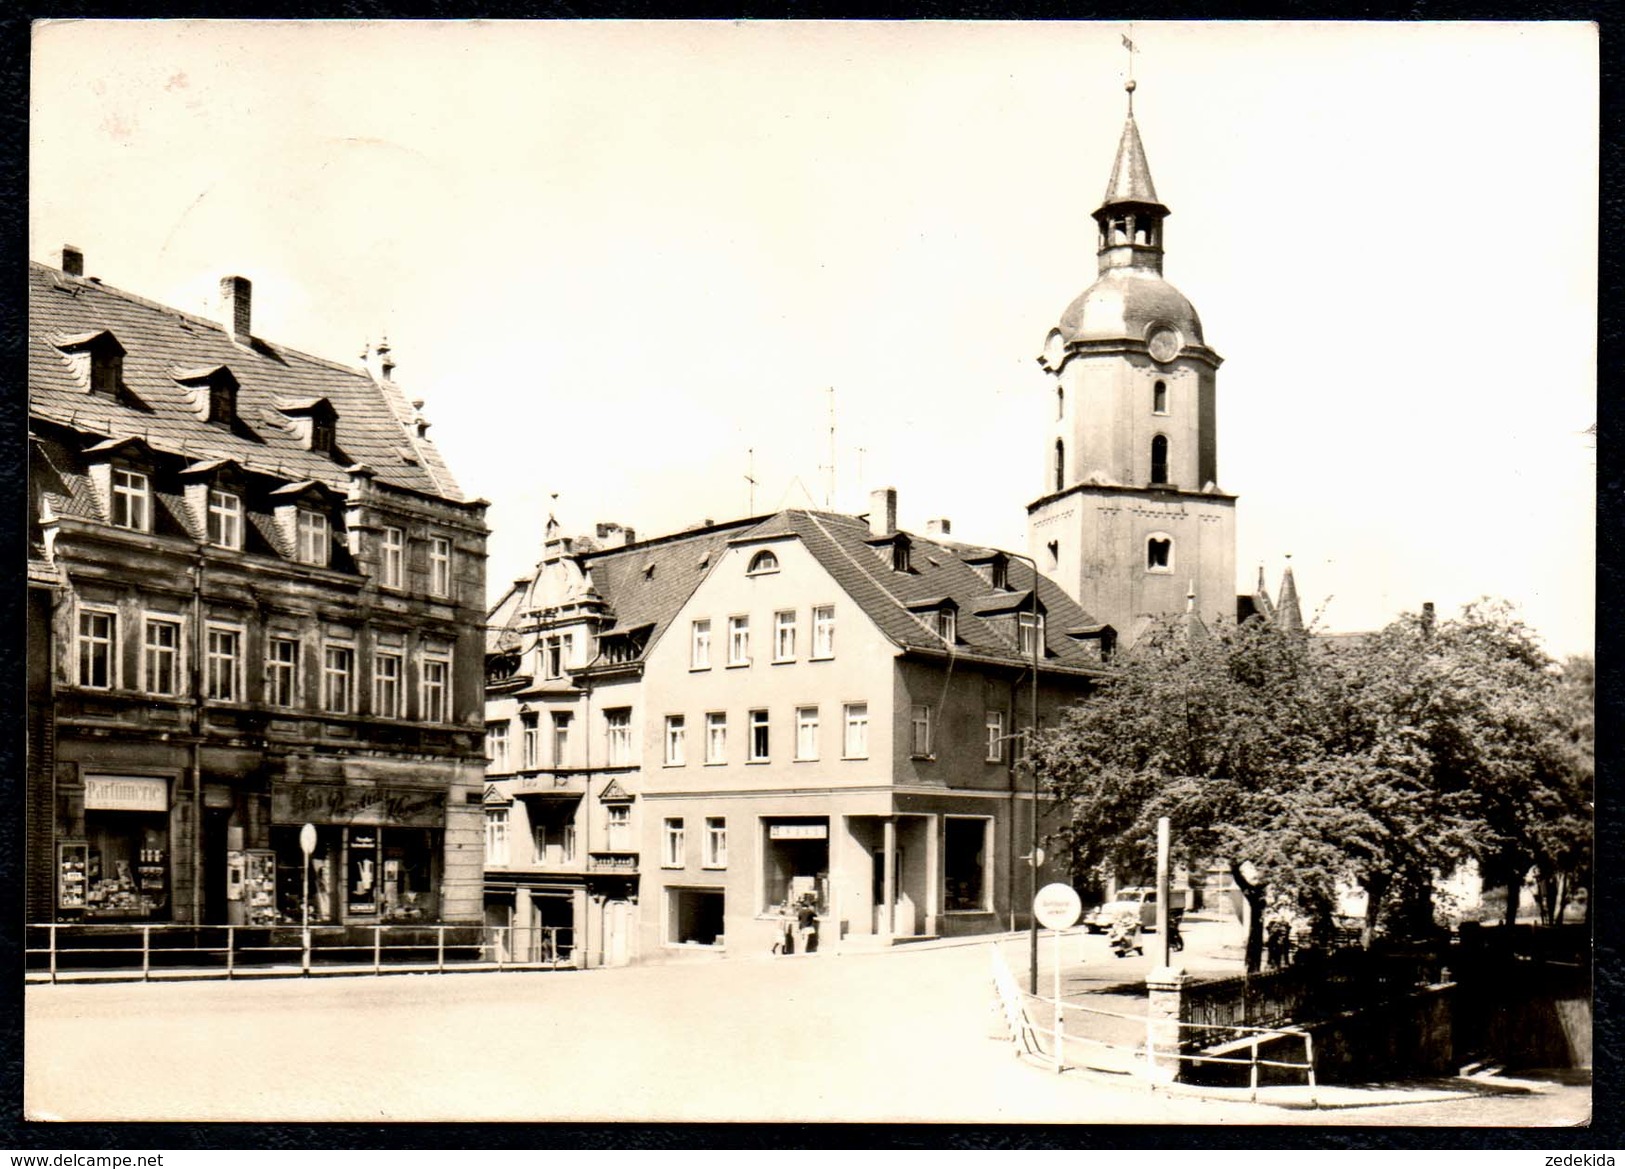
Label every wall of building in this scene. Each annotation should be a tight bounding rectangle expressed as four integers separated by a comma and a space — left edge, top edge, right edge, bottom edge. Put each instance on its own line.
1029, 486, 1236, 640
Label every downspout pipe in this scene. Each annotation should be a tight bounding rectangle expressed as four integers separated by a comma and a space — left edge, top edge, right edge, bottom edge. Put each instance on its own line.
190, 552, 206, 926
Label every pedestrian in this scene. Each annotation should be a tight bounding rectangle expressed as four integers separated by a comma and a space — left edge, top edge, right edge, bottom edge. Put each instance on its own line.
1266, 916, 1290, 969
773, 901, 794, 955
796, 896, 818, 954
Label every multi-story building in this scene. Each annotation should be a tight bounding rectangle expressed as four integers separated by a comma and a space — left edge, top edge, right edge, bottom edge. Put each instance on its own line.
484, 490, 1110, 964
27, 248, 489, 932
482, 515, 756, 967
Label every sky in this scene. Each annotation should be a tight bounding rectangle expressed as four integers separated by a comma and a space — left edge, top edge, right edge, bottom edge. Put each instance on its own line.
29, 20, 1598, 657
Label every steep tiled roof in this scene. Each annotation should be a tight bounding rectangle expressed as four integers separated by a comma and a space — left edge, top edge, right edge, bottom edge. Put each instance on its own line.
29, 262, 462, 500
762, 510, 1107, 673
488, 509, 1107, 678
578, 520, 761, 657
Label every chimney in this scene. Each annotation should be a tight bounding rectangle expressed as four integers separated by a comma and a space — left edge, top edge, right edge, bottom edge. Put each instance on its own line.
1421, 601, 1436, 636
377, 336, 395, 382
61, 245, 84, 277
220, 276, 252, 344
925, 517, 952, 537
595, 522, 636, 549
868, 487, 897, 538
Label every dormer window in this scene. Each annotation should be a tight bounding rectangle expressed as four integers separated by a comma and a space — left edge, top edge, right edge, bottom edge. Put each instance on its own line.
172, 365, 240, 426
1017, 611, 1045, 658
991, 557, 1009, 591
110, 468, 150, 532
207, 489, 243, 550
53, 330, 126, 400
297, 510, 330, 566
747, 549, 780, 575
274, 398, 340, 456
871, 534, 912, 573
209, 381, 236, 424
92, 350, 122, 397
936, 607, 957, 643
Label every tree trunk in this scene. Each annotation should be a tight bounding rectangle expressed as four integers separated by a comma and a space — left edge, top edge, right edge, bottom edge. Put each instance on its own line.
1503, 859, 1528, 930
1230, 860, 1267, 974
1359, 872, 1391, 950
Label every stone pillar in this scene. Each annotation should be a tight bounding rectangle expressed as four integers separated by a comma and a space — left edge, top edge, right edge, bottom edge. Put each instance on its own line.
882, 817, 897, 937
1145, 966, 1187, 1084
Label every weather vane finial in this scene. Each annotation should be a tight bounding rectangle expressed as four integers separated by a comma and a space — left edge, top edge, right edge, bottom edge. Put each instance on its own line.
1122, 26, 1138, 112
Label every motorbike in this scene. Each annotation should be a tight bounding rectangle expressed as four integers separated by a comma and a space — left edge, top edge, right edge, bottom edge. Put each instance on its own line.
1107, 913, 1143, 958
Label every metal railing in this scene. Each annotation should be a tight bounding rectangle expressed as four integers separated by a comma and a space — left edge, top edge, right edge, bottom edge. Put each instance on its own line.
25, 922, 575, 983
988, 946, 1316, 1102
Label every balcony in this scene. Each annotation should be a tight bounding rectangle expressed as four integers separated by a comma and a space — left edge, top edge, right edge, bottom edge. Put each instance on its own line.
587, 851, 639, 874
509, 772, 588, 799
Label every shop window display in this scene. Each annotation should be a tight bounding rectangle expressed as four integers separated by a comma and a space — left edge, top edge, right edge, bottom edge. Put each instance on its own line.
274, 824, 338, 924
342, 826, 440, 922
762, 818, 829, 915
74, 777, 173, 920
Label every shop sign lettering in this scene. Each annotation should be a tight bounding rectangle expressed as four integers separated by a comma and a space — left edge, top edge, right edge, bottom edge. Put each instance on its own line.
84, 775, 170, 812
273, 783, 444, 827
769, 823, 827, 840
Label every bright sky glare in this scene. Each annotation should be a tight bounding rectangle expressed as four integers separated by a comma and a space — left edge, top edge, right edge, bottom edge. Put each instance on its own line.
29, 20, 1598, 657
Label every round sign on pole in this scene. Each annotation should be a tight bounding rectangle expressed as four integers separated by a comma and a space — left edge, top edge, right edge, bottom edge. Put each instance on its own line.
1033, 882, 1082, 930
299, 823, 317, 856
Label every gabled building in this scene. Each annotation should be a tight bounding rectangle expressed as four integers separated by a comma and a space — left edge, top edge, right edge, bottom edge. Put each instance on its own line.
640, 491, 1110, 959
28, 248, 489, 931
482, 515, 759, 967
484, 489, 1110, 964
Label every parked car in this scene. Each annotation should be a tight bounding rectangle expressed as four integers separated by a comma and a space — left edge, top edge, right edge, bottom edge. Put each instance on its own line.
1082, 886, 1186, 933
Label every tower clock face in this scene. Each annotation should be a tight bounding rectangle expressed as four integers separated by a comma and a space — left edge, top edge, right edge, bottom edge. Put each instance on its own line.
1043, 329, 1067, 367
1147, 326, 1181, 364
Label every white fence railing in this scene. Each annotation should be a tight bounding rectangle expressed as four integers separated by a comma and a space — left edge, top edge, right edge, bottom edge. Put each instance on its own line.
25, 923, 574, 983
989, 945, 1317, 1102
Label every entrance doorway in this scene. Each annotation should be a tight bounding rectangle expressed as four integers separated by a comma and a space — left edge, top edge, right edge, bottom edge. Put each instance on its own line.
532, 892, 575, 963
667, 887, 724, 946
203, 808, 230, 923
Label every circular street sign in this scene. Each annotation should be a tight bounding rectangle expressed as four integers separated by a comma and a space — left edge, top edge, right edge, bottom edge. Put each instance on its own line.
1029, 846, 1046, 869
299, 823, 317, 856
1033, 882, 1082, 930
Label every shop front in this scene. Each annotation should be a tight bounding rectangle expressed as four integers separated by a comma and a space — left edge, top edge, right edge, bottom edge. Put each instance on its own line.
270, 781, 446, 926
59, 775, 174, 922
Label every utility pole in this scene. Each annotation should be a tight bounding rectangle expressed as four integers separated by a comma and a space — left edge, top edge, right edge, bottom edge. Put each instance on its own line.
745, 448, 757, 515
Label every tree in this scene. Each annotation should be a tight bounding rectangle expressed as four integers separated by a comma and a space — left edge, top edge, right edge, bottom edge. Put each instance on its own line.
1033, 599, 1588, 971
1032, 615, 1338, 973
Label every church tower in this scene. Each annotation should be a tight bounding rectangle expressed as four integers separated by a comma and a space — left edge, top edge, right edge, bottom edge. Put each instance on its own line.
1027, 82, 1237, 645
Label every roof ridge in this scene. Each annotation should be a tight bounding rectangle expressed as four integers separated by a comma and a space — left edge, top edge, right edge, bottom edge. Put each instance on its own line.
30, 261, 381, 382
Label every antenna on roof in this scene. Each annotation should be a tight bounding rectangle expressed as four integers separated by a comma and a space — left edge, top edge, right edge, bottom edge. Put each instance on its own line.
819, 387, 836, 508
745, 448, 757, 515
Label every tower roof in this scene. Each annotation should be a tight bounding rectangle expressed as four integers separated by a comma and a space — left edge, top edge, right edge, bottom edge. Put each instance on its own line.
1276, 562, 1304, 635
1097, 109, 1165, 213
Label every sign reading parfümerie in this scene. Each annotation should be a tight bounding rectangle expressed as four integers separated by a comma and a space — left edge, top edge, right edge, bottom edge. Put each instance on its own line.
84, 775, 170, 813
272, 783, 444, 827
769, 823, 828, 840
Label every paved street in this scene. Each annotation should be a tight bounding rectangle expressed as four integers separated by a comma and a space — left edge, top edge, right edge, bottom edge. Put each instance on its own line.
25, 924, 1589, 1127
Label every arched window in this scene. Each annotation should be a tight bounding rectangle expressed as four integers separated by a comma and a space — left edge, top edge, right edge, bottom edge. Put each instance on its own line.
1146, 534, 1173, 573
1054, 440, 1065, 492
1150, 435, 1169, 485
1153, 380, 1168, 414
747, 550, 780, 575
1056, 386, 1064, 420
